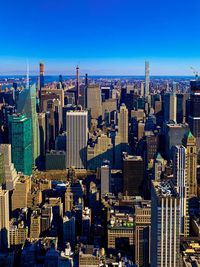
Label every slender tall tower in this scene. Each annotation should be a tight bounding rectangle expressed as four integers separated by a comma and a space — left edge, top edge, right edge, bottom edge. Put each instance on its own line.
85, 73, 88, 109
117, 104, 128, 144
173, 145, 189, 237
182, 131, 197, 197
76, 65, 79, 105
40, 63, 44, 89
145, 61, 150, 97
0, 189, 10, 249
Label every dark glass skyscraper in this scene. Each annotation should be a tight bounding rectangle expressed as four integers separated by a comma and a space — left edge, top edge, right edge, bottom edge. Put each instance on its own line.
188, 80, 200, 148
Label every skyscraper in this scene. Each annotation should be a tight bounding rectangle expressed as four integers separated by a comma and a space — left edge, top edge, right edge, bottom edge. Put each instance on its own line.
164, 92, 177, 123
145, 61, 150, 97
182, 131, 197, 197
16, 84, 40, 164
151, 180, 180, 267
0, 189, 10, 249
123, 154, 144, 196
188, 79, 200, 148
39, 62, 45, 90
0, 144, 19, 190
8, 114, 33, 175
66, 111, 88, 169
135, 200, 151, 267
76, 65, 79, 105
117, 104, 128, 144
87, 85, 102, 119
173, 145, 189, 237
100, 161, 111, 196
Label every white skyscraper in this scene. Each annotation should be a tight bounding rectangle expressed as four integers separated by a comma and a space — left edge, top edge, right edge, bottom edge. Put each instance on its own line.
145, 61, 150, 97
0, 144, 19, 190
151, 180, 180, 267
0, 189, 10, 249
66, 111, 88, 169
173, 145, 189, 236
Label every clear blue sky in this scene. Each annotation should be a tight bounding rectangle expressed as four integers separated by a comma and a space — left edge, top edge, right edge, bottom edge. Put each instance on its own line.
0, 0, 200, 75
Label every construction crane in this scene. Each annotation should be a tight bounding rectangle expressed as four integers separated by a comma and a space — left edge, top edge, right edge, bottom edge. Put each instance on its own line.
190, 67, 199, 80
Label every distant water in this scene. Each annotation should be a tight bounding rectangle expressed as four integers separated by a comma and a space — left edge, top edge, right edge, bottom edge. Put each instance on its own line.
0, 75, 194, 89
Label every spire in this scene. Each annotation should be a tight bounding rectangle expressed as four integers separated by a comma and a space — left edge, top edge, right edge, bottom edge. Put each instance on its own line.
26, 60, 29, 89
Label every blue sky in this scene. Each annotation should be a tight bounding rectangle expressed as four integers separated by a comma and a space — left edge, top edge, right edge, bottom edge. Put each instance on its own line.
0, 0, 200, 75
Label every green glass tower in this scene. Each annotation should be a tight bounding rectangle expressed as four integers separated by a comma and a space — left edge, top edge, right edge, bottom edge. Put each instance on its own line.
16, 84, 40, 165
8, 114, 33, 175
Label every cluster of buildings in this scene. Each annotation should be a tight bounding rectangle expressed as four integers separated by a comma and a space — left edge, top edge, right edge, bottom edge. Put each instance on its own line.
0, 62, 199, 266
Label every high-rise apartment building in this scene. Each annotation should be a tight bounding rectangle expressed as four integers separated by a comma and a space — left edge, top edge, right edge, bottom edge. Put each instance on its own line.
151, 180, 180, 267
173, 145, 189, 236
66, 111, 88, 169
0, 189, 10, 249
8, 114, 33, 175
182, 131, 197, 197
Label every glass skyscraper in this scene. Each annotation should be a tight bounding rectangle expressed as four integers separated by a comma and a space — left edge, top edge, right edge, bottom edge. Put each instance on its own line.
16, 84, 40, 165
8, 114, 32, 176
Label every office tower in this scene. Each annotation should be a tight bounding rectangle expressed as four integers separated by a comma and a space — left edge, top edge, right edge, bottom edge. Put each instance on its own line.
117, 104, 128, 143
100, 161, 111, 196
63, 214, 76, 246
12, 175, 31, 212
0, 189, 10, 249
177, 94, 189, 124
145, 134, 158, 162
30, 211, 41, 238
164, 123, 189, 160
164, 92, 177, 123
76, 65, 79, 105
135, 200, 151, 267
81, 207, 91, 243
16, 84, 40, 164
84, 73, 88, 109
188, 79, 200, 148
0, 153, 4, 186
153, 153, 165, 180
182, 131, 197, 197
173, 145, 189, 236
38, 112, 46, 157
0, 144, 19, 190
41, 88, 64, 111
66, 111, 88, 169
8, 114, 33, 175
140, 82, 144, 96
145, 61, 150, 97
87, 85, 102, 119
123, 154, 144, 196
64, 185, 73, 213
151, 180, 180, 267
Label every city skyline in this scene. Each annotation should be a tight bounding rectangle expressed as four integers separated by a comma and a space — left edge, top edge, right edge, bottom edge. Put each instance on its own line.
1, 0, 200, 75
